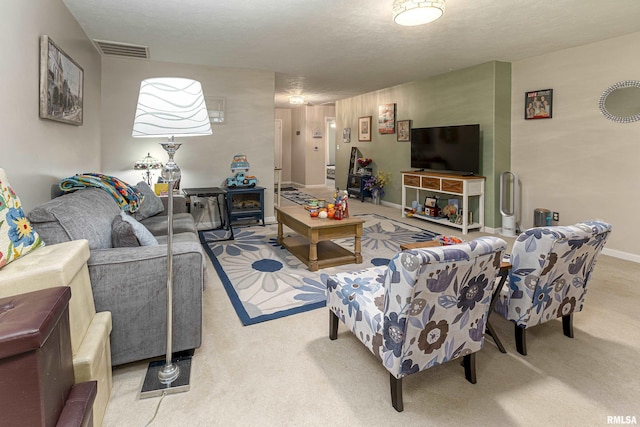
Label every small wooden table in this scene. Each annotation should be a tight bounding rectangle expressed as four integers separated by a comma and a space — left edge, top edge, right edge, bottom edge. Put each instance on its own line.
399, 240, 441, 251
275, 206, 365, 272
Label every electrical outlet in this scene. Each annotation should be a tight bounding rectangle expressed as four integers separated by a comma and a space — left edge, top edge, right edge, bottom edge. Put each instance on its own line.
552, 212, 559, 221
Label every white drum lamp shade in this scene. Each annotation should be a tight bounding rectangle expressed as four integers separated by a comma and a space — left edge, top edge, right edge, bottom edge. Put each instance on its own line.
132, 77, 212, 138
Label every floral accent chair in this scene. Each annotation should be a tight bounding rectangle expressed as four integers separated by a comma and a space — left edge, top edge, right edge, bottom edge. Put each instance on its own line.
494, 220, 612, 356
326, 236, 507, 412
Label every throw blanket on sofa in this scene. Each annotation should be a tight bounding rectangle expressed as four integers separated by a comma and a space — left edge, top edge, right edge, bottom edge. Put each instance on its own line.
59, 173, 142, 213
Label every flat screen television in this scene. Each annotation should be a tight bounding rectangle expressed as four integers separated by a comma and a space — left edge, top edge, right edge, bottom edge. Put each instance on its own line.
410, 124, 481, 175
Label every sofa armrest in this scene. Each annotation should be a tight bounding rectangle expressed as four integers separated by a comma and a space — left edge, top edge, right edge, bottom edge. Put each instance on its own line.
160, 194, 188, 214
86, 242, 203, 365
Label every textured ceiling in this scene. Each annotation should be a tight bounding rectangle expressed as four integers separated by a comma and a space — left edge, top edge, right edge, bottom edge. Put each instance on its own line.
63, 0, 640, 108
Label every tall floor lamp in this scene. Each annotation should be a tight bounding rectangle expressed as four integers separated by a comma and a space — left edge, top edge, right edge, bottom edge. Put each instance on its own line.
132, 77, 212, 398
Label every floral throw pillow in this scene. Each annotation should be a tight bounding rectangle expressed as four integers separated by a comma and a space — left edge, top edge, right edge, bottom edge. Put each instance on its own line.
0, 169, 44, 269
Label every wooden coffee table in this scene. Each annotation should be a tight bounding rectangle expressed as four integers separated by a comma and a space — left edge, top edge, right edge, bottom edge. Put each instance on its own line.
275, 206, 365, 272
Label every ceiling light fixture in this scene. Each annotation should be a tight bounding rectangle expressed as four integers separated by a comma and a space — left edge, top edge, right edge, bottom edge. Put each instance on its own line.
393, 0, 445, 26
289, 95, 305, 105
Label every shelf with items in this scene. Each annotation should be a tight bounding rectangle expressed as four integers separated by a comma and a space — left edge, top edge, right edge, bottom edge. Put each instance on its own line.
346, 173, 372, 202
401, 171, 485, 234
403, 208, 483, 231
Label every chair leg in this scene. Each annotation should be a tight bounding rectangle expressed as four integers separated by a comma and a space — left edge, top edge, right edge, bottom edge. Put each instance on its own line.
329, 311, 338, 340
515, 325, 527, 356
390, 374, 403, 412
562, 314, 574, 338
463, 353, 477, 384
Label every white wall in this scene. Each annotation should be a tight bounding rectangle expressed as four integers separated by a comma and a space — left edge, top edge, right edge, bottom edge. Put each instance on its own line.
511, 32, 640, 260
290, 106, 306, 186
0, 0, 102, 210
100, 57, 276, 218
304, 105, 336, 186
275, 109, 292, 183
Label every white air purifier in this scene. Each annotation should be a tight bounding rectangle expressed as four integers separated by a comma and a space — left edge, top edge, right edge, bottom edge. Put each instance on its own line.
500, 171, 519, 237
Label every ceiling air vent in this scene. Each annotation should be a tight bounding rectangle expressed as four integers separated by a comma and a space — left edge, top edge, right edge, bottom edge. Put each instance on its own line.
93, 40, 149, 59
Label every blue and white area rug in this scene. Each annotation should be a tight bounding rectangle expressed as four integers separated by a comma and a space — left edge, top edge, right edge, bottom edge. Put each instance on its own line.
200, 214, 438, 325
279, 190, 317, 205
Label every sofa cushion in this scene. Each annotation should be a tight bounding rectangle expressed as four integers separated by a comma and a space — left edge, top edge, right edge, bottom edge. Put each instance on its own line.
132, 181, 164, 221
0, 169, 44, 269
140, 213, 196, 236
111, 214, 140, 247
28, 188, 121, 250
119, 212, 158, 246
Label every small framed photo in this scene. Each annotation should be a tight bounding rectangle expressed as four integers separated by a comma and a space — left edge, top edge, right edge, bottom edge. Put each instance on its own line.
424, 197, 437, 208
397, 119, 411, 142
39, 35, 84, 125
342, 128, 351, 143
358, 116, 372, 141
525, 89, 553, 120
378, 103, 396, 134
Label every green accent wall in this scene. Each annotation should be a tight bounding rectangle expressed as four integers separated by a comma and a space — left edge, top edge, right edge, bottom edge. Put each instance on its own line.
335, 61, 511, 229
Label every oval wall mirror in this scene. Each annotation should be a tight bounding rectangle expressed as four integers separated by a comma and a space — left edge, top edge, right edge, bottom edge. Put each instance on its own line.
598, 80, 640, 123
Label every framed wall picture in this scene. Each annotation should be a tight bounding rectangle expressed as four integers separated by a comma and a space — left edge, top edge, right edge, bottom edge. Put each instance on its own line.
342, 127, 351, 143
525, 89, 553, 120
358, 116, 372, 141
378, 103, 396, 134
205, 96, 226, 124
39, 35, 84, 125
397, 119, 411, 142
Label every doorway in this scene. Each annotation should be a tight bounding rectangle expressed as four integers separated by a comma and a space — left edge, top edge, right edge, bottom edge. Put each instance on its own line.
325, 117, 336, 188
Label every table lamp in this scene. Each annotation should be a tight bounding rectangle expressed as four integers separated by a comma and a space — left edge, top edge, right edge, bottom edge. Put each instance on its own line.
132, 77, 211, 398
133, 153, 163, 185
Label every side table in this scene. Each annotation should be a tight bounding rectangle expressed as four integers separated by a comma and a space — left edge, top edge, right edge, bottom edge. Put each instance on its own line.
347, 173, 372, 202
183, 187, 234, 240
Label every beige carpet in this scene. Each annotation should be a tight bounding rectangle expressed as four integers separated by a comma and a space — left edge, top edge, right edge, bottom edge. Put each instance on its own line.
103, 188, 640, 426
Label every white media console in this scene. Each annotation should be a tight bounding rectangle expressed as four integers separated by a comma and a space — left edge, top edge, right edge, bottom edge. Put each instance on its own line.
401, 171, 485, 235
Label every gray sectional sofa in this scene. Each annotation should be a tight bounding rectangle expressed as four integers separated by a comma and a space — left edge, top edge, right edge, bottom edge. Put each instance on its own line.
28, 187, 204, 366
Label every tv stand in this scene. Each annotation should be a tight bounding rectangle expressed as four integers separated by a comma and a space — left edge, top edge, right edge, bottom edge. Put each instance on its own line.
414, 168, 474, 176
401, 171, 485, 234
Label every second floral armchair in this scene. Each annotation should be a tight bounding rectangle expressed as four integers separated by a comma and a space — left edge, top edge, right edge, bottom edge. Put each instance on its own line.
326, 236, 507, 411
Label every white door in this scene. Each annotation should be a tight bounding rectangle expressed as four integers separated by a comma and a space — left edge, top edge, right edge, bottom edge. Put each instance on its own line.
274, 119, 283, 169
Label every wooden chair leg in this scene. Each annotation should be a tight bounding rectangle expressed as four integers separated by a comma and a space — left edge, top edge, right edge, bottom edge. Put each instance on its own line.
515, 325, 527, 356
329, 311, 338, 340
562, 314, 574, 338
463, 353, 477, 384
390, 374, 403, 412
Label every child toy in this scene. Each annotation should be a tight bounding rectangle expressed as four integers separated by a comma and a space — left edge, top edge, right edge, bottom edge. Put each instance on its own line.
225, 154, 258, 188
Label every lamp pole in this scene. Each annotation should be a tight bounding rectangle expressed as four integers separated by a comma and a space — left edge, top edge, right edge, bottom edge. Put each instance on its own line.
157, 138, 181, 385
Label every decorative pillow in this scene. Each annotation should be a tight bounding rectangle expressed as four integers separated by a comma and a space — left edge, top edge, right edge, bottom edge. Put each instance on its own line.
132, 181, 165, 221
111, 214, 140, 247
0, 168, 45, 269
119, 211, 158, 246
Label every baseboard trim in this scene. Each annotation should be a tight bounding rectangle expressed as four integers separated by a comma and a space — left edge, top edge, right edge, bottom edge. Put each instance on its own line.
602, 248, 640, 264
